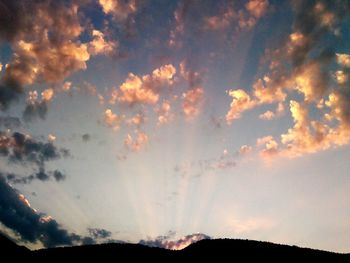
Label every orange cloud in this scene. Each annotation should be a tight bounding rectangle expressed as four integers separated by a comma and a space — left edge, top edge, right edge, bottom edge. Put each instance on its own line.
182, 87, 204, 119
62, 81, 72, 92
126, 113, 145, 127
336, 53, 350, 67
259, 110, 274, 120
104, 109, 123, 131
117, 64, 176, 105
334, 70, 348, 85
99, 0, 137, 22
41, 88, 54, 102
155, 100, 173, 125
3, 3, 90, 87
124, 131, 148, 152
245, 0, 269, 19
226, 89, 257, 124
88, 30, 117, 56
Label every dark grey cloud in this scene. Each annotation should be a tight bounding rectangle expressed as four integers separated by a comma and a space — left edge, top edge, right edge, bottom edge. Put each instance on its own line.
22, 101, 48, 122
88, 228, 112, 239
82, 133, 91, 142
6, 169, 66, 185
2, 131, 67, 168
0, 175, 81, 248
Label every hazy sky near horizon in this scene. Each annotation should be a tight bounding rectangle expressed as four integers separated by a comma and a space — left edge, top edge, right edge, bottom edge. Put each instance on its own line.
1, 0, 350, 252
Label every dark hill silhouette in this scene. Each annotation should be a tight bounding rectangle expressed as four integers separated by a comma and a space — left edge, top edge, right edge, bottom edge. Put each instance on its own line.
2, 233, 349, 260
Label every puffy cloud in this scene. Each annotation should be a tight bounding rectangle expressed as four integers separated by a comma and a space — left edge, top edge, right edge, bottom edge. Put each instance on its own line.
7, 132, 64, 167
126, 113, 145, 128
139, 233, 210, 250
238, 0, 269, 30
258, 136, 279, 158
0, 1, 90, 109
98, 0, 137, 22
41, 88, 54, 102
155, 100, 172, 125
226, 89, 256, 124
88, 30, 117, 56
239, 145, 252, 155
182, 88, 204, 119
259, 110, 274, 121
117, 64, 176, 105
293, 58, 331, 102
336, 53, 350, 67
48, 134, 56, 142
22, 90, 51, 121
0, 175, 81, 247
62, 81, 72, 92
334, 70, 348, 85
103, 109, 123, 131
245, 0, 269, 19
124, 131, 148, 152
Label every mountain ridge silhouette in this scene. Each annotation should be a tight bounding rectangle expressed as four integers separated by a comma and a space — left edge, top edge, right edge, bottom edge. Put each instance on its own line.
1, 233, 349, 259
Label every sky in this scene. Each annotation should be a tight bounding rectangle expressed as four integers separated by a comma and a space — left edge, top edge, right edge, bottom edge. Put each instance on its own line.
0, 0, 350, 253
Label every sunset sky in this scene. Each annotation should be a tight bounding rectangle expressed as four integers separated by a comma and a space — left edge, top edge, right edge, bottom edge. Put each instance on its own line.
1, 0, 350, 252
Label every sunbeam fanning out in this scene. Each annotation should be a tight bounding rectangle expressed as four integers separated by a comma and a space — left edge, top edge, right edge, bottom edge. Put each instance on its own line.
1, 0, 350, 255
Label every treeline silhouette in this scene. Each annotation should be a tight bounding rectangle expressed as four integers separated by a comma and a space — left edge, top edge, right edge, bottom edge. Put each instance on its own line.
1, 233, 349, 260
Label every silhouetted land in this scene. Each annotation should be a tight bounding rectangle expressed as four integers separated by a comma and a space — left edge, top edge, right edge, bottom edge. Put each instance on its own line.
1, 233, 349, 260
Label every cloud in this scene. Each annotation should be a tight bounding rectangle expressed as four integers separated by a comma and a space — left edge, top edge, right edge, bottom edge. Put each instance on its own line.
6, 169, 66, 185
229, 1, 350, 158
23, 101, 48, 121
180, 61, 204, 119
103, 109, 123, 131
239, 145, 253, 155
124, 131, 148, 152
226, 89, 257, 124
62, 81, 72, 92
245, 0, 269, 19
168, 1, 191, 47
88, 30, 117, 56
98, 0, 137, 22
139, 233, 210, 250
334, 70, 348, 85
82, 133, 91, 142
41, 88, 54, 102
204, 0, 269, 31
259, 103, 285, 121
0, 175, 81, 247
155, 100, 173, 125
1, 1, 88, 87
182, 88, 204, 119
116, 64, 176, 105
88, 228, 112, 239
126, 113, 146, 128
0, 131, 69, 186
0, 1, 118, 110
336, 53, 350, 67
